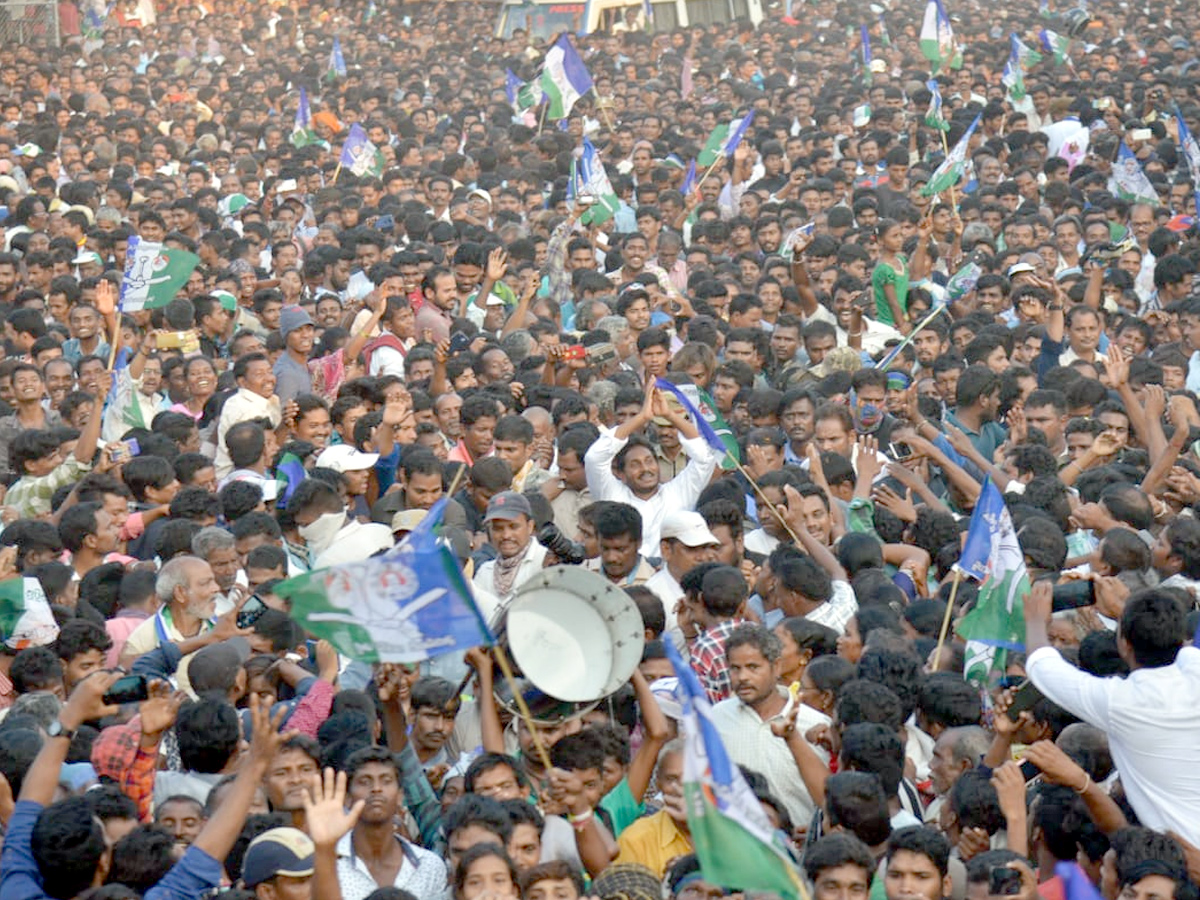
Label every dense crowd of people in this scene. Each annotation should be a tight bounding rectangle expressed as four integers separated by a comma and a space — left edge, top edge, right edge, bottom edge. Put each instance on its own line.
1, 0, 1200, 899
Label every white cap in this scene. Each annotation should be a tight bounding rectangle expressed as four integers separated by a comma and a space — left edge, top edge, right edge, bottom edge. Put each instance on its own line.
316, 444, 379, 473
659, 510, 719, 547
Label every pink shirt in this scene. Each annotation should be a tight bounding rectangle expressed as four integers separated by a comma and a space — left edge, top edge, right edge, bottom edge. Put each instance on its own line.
106, 611, 151, 668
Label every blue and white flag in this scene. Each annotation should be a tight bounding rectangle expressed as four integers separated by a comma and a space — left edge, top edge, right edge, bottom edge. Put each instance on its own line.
654, 378, 739, 464
340, 123, 384, 177
724, 110, 755, 158
274, 499, 494, 664
1176, 110, 1200, 217
539, 34, 593, 119
577, 138, 620, 226
955, 479, 1030, 687
331, 38, 347, 78
681, 159, 697, 197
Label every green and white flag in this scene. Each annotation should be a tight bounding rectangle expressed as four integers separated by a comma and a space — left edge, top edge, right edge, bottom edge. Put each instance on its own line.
118, 236, 201, 312
273, 500, 493, 664
921, 114, 979, 196
1038, 28, 1071, 66
955, 480, 1030, 688
290, 87, 323, 148
697, 112, 756, 168
575, 139, 621, 226
920, 0, 961, 73
0, 576, 57, 651
539, 34, 593, 120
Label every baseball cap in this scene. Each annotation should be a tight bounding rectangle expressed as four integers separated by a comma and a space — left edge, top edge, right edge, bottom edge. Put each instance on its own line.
484, 491, 533, 523
279, 306, 315, 339
390, 508, 428, 533
468, 188, 492, 206
72, 250, 102, 267
1006, 262, 1037, 278
659, 510, 719, 547
316, 444, 380, 473
218, 193, 251, 218
212, 289, 239, 313
242, 828, 315, 888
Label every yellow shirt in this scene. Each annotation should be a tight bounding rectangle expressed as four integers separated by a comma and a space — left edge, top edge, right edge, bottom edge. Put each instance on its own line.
613, 810, 692, 878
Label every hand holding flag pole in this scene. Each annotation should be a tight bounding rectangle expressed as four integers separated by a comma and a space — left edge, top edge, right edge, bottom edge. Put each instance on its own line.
97, 279, 122, 371
653, 378, 804, 546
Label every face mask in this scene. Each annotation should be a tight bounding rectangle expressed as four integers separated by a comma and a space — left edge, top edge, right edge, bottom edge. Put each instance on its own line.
298, 509, 346, 553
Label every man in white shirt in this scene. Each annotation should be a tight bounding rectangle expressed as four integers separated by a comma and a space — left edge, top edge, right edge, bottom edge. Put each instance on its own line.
215, 352, 283, 480
645, 510, 721, 648
710, 623, 829, 827
472, 491, 548, 620
584, 383, 719, 557
1024, 580, 1200, 846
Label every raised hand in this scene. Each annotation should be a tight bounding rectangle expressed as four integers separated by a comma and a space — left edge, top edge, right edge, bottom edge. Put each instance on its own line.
1023, 740, 1089, 792
872, 484, 917, 523
303, 767, 364, 848
485, 247, 509, 283
140, 680, 185, 739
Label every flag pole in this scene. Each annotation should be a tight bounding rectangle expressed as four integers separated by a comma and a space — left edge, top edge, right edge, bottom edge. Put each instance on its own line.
872, 302, 951, 370
932, 569, 962, 672
590, 87, 614, 132
537, 102, 548, 136
729, 455, 805, 547
491, 642, 555, 773
691, 155, 725, 194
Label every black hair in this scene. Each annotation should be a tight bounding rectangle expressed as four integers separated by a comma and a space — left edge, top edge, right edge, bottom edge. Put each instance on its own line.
887, 825, 951, 878
175, 698, 241, 773
108, 824, 176, 895
1119, 589, 1185, 668
444, 794, 512, 844
840, 723, 906, 798
835, 679, 903, 731
825, 771, 891, 847
803, 832, 876, 886
31, 796, 108, 900
918, 672, 982, 730
464, 753, 526, 795
549, 730, 606, 773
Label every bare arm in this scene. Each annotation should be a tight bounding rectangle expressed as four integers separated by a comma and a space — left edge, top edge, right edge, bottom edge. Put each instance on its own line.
465, 648, 506, 755
626, 670, 670, 803
73, 373, 109, 464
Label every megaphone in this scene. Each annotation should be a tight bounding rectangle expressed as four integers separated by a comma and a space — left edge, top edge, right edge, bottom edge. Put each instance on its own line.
489, 566, 646, 725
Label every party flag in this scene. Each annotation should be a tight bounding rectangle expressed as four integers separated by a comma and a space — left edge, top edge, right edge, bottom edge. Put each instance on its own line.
921, 114, 980, 196
539, 34, 593, 119
339, 123, 385, 178
956, 479, 1030, 688
117, 236, 200, 313
920, 0, 961, 73
1108, 142, 1159, 205
274, 500, 493, 664
925, 79, 950, 131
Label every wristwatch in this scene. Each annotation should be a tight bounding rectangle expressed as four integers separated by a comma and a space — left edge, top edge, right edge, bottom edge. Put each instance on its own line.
47, 720, 76, 740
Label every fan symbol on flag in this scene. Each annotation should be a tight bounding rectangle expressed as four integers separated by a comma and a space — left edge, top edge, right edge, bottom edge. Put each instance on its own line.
151, 253, 171, 272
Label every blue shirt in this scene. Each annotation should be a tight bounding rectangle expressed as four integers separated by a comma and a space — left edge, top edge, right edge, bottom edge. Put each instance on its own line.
1, 800, 223, 900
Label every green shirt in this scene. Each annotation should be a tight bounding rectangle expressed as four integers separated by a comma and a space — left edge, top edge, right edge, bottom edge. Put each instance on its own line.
599, 776, 645, 838
871, 254, 909, 326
